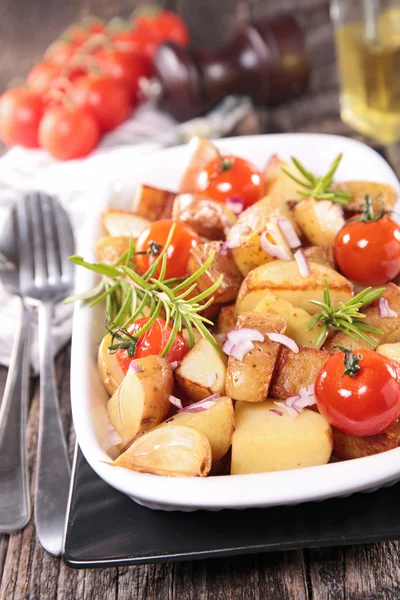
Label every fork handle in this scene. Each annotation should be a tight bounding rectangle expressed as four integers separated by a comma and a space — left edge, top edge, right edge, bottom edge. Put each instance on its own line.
35, 301, 70, 557
0, 300, 31, 533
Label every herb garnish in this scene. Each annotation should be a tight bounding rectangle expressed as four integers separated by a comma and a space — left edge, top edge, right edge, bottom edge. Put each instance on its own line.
307, 280, 385, 347
282, 153, 350, 205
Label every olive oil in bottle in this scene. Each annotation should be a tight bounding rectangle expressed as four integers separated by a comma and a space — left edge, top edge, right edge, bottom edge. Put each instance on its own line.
334, 7, 400, 144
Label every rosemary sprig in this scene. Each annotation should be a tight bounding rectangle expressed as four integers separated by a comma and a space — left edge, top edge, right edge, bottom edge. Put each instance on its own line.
64, 224, 223, 355
307, 280, 385, 347
281, 153, 351, 205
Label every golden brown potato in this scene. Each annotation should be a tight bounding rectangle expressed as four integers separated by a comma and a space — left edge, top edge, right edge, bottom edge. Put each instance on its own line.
187, 241, 243, 304
132, 184, 175, 221
113, 425, 212, 476
98, 333, 125, 396
377, 342, 400, 361
323, 283, 400, 351
102, 209, 151, 238
332, 420, 400, 460
95, 236, 131, 264
175, 338, 227, 401
231, 400, 332, 474
293, 198, 345, 247
263, 155, 300, 200
216, 304, 236, 334
333, 181, 397, 215
179, 136, 219, 193
107, 356, 173, 451
236, 259, 353, 315
172, 193, 237, 240
269, 347, 332, 399
303, 246, 335, 270
225, 312, 287, 402
159, 396, 234, 462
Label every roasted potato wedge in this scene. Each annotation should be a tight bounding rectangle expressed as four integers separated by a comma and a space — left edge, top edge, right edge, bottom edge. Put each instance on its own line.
293, 198, 345, 247
236, 259, 353, 315
377, 342, 400, 361
333, 181, 397, 215
187, 241, 243, 304
179, 136, 219, 193
303, 246, 335, 270
102, 209, 150, 238
98, 333, 125, 395
175, 338, 227, 401
263, 155, 300, 200
216, 304, 236, 334
107, 356, 173, 451
270, 347, 332, 399
132, 184, 175, 221
225, 312, 287, 402
172, 193, 237, 240
324, 283, 400, 351
95, 236, 131, 264
332, 420, 400, 460
254, 292, 327, 348
160, 396, 234, 462
231, 400, 333, 474
113, 425, 212, 476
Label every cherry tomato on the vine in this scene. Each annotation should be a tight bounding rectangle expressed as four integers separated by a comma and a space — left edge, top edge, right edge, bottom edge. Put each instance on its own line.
116, 316, 188, 373
135, 219, 200, 279
152, 10, 190, 46
194, 155, 265, 209
27, 62, 61, 94
38, 105, 100, 161
45, 40, 77, 66
95, 49, 151, 102
315, 348, 400, 437
73, 74, 132, 132
334, 210, 400, 285
0, 88, 44, 148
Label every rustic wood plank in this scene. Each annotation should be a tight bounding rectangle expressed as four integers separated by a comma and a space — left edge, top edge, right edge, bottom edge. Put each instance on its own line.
306, 547, 345, 600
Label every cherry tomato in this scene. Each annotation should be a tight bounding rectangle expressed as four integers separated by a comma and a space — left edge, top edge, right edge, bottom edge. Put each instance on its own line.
315, 348, 400, 436
194, 155, 265, 209
45, 40, 77, 66
135, 219, 200, 279
334, 214, 400, 285
27, 62, 61, 94
95, 49, 151, 102
116, 317, 188, 373
0, 88, 44, 148
73, 74, 131, 132
38, 105, 100, 161
153, 11, 190, 46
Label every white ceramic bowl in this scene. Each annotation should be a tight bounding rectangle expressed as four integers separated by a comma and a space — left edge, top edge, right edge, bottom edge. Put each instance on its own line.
71, 133, 400, 511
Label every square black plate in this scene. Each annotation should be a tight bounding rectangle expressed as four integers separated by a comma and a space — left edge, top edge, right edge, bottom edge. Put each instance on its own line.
63, 444, 400, 568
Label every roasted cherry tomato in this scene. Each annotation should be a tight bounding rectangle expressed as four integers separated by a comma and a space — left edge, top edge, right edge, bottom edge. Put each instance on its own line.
135, 219, 200, 279
0, 88, 44, 148
73, 74, 132, 132
315, 347, 400, 436
116, 316, 188, 373
38, 105, 100, 161
334, 197, 400, 285
194, 155, 265, 209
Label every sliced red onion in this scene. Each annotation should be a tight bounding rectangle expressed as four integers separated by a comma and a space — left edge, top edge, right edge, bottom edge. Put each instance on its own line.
179, 393, 220, 413
117, 386, 123, 423
379, 297, 398, 318
129, 361, 142, 373
169, 395, 183, 410
260, 230, 291, 260
230, 340, 254, 360
225, 197, 244, 215
206, 372, 217, 387
274, 400, 299, 419
219, 240, 234, 255
277, 218, 301, 249
107, 421, 122, 446
222, 215, 233, 236
294, 248, 311, 278
227, 328, 264, 344
275, 385, 316, 418
222, 338, 236, 355
266, 333, 299, 353
170, 360, 180, 371
269, 409, 283, 417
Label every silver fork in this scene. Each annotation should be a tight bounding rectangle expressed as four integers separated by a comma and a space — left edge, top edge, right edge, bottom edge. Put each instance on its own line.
17, 193, 75, 556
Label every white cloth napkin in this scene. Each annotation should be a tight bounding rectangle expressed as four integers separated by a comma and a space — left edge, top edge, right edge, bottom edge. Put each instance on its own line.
0, 97, 252, 373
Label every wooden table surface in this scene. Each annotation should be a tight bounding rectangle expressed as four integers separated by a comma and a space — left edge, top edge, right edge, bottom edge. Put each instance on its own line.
1, 0, 400, 598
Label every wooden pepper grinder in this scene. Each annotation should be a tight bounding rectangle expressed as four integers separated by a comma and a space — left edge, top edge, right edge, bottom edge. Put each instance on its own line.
142, 16, 310, 121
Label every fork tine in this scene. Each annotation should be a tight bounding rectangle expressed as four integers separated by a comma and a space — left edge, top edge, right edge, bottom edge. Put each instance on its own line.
15, 196, 34, 291
38, 194, 61, 282
52, 197, 75, 282
27, 193, 48, 284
